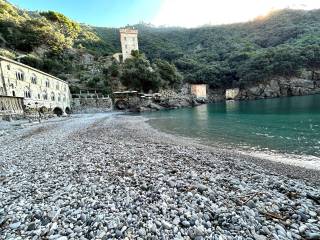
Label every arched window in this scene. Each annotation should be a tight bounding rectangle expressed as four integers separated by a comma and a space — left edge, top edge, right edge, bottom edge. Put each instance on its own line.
16, 70, 24, 81
58, 93, 61, 102
51, 92, 55, 101
24, 87, 31, 99
45, 79, 50, 88
31, 74, 37, 84
63, 94, 66, 102
56, 83, 59, 90
43, 91, 48, 100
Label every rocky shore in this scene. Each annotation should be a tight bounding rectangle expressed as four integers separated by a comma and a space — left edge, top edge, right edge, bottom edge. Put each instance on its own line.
0, 114, 319, 240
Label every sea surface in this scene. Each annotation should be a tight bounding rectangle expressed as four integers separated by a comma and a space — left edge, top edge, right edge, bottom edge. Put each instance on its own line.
144, 94, 320, 159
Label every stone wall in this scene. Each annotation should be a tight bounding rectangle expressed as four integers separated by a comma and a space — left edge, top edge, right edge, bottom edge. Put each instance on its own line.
71, 97, 112, 113
0, 96, 24, 116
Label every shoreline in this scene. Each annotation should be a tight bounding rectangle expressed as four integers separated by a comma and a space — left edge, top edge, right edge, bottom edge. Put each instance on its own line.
139, 115, 320, 186
1, 113, 319, 239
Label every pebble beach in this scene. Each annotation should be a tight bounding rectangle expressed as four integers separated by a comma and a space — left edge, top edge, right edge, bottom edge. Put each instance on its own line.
0, 113, 319, 240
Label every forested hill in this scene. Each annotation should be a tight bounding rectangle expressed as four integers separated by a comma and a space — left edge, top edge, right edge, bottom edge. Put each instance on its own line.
94, 9, 320, 88
1, 0, 320, 91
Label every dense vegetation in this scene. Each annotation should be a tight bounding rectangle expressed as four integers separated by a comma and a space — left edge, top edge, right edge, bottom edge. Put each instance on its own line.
95, 9, 320, 88
1, 0, 320, 92
120, 51, 182, 92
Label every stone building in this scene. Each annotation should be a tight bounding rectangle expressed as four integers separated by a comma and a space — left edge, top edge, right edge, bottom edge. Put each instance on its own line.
113, 28, 139, 62
0, 56, 71, 115
226, 88, 240, 100
190, 84, 207, 98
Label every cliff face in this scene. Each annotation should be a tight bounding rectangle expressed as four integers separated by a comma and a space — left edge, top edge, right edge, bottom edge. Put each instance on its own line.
233, 78, 320, 100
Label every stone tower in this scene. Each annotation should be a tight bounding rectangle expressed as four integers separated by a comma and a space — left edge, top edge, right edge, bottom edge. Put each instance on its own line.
120, 28, 139, 61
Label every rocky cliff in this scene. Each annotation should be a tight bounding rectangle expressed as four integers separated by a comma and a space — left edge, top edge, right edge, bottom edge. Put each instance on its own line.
234, 78, 320, 101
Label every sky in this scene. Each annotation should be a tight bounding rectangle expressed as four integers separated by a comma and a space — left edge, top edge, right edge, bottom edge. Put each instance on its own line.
8, 0, 320, 28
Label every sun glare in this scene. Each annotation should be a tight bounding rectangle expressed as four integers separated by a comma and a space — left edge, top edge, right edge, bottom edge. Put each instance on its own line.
153, 0, 320, 27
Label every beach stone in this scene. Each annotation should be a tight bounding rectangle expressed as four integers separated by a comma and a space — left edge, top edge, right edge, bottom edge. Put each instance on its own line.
306, 232, 320, 239
182, 220, 191, 227
162, 220, 173, 229
197, 184, 208, 193
253, 233, 267, 240
299, 225, 308, 233
138, 228, 146, 236
27, 222, 36, 231
9, 222, 21, 230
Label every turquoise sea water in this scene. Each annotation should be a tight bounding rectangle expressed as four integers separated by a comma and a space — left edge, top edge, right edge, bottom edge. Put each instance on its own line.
144, 95, 320, 157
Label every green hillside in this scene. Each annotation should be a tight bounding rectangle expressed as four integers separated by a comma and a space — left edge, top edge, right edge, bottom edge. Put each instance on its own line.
1, 0, 320, 92
95, 9, 320, 88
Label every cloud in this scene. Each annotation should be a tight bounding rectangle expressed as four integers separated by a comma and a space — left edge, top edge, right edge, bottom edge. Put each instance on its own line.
152, 0, 320, 27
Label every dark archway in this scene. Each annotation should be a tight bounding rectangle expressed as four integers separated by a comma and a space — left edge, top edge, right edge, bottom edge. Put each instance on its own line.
65, 107, 71, 115
115, 100, 128, 110
53, 107, 63, 116
39, 106, 47, 114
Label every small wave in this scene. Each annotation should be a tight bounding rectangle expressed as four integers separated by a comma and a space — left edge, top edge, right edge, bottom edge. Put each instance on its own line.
254, 132, 275, 138
238, 149, 320, 171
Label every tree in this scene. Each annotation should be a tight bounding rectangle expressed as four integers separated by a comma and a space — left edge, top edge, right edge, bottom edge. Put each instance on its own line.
154, 59, 182, 89
121, 55, 161, 92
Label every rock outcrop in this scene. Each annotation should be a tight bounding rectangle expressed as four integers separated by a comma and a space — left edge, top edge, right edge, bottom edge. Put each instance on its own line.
233, 78, 320, 100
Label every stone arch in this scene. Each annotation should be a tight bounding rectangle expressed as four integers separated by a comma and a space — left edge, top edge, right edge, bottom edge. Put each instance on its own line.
53, 107, 63, 116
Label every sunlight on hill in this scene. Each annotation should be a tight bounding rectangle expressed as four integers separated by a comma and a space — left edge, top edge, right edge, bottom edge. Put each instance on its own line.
153, 0, 320, 27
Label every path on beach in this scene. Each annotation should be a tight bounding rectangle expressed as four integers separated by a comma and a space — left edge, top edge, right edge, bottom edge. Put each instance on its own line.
0, 114, 319, 239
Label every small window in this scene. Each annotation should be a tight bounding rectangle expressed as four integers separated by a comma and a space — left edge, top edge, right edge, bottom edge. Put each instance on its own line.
45, 80, 50, 88
58, 93, 61, 102
56, 83, 59, 90
31, 74, 37, 84
16, 70, 24, 81
51, 92, 55, 101
124, 37, 127, 41
24, 88, 31, 99
38, 93, 41, 99
43, 92, 48, 100
7, 65, 10, 70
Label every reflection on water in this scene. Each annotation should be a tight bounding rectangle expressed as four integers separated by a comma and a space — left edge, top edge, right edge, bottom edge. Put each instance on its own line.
144, 95, 320, 157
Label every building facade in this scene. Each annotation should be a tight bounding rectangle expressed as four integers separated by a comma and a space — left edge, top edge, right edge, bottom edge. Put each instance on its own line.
0, 56, 71, 115
120, 28, 139, 61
